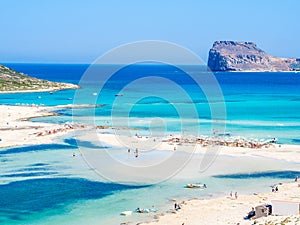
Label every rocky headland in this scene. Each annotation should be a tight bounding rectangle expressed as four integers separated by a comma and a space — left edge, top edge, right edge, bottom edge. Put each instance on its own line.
208, 41, 300, 72
0, 64, 79, 93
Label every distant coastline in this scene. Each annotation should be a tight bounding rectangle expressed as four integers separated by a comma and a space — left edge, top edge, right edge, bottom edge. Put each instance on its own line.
0, 63, 79, 93
0, 84, 79, 94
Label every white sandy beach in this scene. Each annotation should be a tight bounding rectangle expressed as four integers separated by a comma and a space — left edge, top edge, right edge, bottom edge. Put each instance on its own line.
0, 104, 86, 149
141, 182, 300, 225
93, 132, 300, 164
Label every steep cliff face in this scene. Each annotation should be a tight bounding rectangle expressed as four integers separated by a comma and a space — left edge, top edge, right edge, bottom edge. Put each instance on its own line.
207, 41, 300, 72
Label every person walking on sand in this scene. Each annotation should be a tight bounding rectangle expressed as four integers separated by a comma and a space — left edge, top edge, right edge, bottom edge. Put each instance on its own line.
295, 176, 298, 182
230, 191, 233, 198
135, 148, 139, 158
235, 192, 238, 199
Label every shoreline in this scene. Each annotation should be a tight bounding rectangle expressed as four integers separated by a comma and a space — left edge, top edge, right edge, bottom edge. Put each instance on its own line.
140, 181, 300, 225
1, 103, 299, 164
94, 132, 300, 164
0, 104, 92, 149
0, 83, 80, 94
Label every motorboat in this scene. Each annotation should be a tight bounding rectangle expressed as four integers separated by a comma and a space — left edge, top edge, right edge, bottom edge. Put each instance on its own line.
120, 211, 133, 216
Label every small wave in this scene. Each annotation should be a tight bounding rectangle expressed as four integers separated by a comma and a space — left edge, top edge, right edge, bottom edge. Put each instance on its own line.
213, 170, 300, 179
292, 139, 300, 143
9, 166, 53, 173
0, 144, 76, 155
28, 163, 49, 167
290, 98, 300, 101
0, 172, 58, 178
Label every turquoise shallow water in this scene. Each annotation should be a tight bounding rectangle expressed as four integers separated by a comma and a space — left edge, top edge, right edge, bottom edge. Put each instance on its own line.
0, 139, 299, 225
1, 139, 299, 225
0, 63, 300, 224
3, 63, 300, 144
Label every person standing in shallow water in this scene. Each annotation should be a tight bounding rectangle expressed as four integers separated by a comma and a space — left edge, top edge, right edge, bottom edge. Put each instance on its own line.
135, 148, 139, 158
235, 192, 238, 199
127, 149, 130, 158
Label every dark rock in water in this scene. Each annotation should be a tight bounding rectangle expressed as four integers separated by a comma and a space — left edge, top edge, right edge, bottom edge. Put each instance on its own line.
207, 41, 300, 72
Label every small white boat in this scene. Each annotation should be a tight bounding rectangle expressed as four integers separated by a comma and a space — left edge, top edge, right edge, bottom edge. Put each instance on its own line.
185, 183, 207, 189
115, 93, 123, 97
120, 211, 133, 216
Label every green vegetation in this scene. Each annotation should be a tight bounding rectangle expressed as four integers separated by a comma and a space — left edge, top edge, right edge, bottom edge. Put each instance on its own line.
0, 64, 77, 92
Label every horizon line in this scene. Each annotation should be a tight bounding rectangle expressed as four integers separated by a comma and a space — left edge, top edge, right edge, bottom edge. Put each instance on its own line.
1, 62, 209, 66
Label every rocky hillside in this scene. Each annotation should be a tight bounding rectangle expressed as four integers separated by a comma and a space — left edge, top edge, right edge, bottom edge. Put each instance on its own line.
0, 64, 78, 92
208, 41, 300, 72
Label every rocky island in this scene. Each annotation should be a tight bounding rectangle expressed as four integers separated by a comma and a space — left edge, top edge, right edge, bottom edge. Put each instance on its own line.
208, 41, 300, 72
0, 64, 79, 93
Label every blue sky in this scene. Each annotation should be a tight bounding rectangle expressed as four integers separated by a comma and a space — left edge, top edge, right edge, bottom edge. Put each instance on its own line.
0, 0, 299, 63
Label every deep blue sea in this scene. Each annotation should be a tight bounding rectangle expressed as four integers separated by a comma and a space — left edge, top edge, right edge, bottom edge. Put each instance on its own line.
0, 63, 300, 224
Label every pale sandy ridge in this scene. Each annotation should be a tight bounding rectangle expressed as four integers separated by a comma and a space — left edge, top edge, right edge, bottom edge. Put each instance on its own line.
0, 104, 88, 149
0, 82, 79, 94
140, 182, 300, 225
95, 132, 300, 164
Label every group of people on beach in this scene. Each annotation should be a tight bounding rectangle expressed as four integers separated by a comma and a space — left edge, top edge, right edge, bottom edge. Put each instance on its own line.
271, 185, 279, 192
36, 123, 84, 137
164, 135, 277, 149
127, 148, 139, 158
174, 202, 181, 211
230, 191, 238, 199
